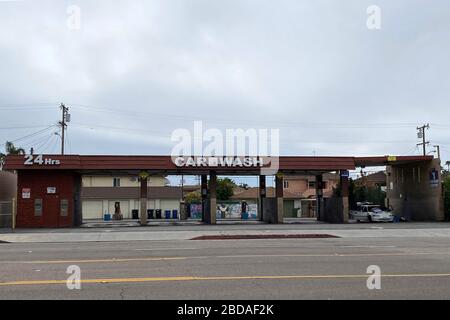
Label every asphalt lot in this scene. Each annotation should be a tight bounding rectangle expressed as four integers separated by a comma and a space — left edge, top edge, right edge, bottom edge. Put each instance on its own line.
1, 223, 450, 299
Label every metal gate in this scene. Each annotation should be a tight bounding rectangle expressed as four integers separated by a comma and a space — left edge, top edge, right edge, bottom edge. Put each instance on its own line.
0, 200, 13, 228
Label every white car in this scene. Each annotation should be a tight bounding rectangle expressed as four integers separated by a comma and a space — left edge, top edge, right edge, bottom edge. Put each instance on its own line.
351, 205, 394, 222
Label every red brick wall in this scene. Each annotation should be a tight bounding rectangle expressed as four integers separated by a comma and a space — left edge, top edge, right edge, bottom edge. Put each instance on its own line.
17, 170, 76, 228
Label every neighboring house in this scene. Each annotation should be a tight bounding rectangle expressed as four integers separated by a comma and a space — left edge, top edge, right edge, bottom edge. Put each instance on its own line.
182, 185, 201, 197
81, 175, 182, 220
282, 173, 340, 198
355, 171, 387, 190
0, 171, 17, 200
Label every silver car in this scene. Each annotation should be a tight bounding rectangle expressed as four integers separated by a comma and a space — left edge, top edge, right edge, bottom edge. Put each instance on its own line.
351, 205, 394, 222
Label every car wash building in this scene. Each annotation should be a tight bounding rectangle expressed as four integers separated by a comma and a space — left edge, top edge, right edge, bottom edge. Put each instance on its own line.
2, 154, 445, 228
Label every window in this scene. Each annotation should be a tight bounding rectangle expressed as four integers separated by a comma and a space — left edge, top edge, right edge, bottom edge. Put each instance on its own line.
283, 181, 289, 189
308, 181, 316, 189
113, 178, 120, 187
34, 199, 42, 216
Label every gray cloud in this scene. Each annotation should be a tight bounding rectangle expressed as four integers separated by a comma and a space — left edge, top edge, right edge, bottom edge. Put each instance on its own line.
0, 0, 449, 163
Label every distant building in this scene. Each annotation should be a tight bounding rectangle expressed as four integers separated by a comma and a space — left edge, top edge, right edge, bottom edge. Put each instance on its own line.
355, 171, 387, 189
282, 173, 340, 198
81, 175, 182, 220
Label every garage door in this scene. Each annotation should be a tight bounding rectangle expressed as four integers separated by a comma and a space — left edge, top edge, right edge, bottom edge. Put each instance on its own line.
82, 201, 103, 220
160, 199, 180, 213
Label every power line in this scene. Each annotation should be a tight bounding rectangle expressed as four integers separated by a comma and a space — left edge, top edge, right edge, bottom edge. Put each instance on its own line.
20, 133, 55, 150
9, 124, 58, 143
31, 134, 55, 153
67, 103, 424, 129
0, 125, 53, 130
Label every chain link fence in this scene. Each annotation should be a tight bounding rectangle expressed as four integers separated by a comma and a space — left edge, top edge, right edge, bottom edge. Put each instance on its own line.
0, 200, 13, 228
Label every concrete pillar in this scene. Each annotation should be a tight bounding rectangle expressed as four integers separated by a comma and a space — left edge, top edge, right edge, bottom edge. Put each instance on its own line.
73, 173, 82, 226
316, 174, 323, 221
205, 171, 217, 224
201, 175, 208, 222
275, 174, 284, 223
259, 175, 266, 221
339, 170, 350, 223
180, 201, 187, 220
139, 176, 148, 226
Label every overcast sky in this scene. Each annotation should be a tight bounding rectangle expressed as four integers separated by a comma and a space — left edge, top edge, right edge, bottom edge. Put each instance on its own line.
1, 0, 449, 167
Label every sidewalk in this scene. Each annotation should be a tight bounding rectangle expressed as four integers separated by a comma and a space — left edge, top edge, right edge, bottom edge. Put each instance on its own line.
1, 222, 450, 243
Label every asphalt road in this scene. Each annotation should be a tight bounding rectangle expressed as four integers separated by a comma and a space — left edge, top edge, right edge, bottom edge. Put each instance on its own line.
1, 228, 450, 299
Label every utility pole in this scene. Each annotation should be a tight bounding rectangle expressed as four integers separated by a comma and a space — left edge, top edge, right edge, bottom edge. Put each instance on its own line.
58, 103, 70, 155
433, 145, 440, 159
416, 124, 430, 156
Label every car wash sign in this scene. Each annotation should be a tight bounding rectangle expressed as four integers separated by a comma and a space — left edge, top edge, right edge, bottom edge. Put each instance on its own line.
174, 156, 263, 168
429, 168, 439, 188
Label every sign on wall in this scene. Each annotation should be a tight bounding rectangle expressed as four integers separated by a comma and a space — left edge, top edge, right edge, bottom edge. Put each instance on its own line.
22, 188, 31, 199
47, 187, 57, 194
429, 169, 439, 188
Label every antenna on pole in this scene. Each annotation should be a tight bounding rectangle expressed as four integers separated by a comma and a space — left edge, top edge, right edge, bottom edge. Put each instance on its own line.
416, 124, 430, 156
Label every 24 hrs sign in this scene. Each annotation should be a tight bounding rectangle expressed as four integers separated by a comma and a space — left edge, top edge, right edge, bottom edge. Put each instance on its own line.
24, 154, 61, 166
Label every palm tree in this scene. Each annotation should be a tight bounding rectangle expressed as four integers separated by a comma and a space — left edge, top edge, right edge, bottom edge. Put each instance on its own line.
1, 142, 25, 170
5, 141, 25, 155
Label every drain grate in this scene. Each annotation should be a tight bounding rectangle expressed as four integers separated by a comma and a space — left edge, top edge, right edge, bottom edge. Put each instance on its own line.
191, 234, 339, 240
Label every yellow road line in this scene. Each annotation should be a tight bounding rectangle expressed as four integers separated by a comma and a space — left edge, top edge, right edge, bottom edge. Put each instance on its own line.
1, 273, 450, 287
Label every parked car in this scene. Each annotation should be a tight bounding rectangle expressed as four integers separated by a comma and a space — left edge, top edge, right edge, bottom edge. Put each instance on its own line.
350, 204, 394, 222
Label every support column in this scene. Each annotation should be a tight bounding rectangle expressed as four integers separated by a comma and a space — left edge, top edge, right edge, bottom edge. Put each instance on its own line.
73, 173, 82, 226
139, 174, 148, 226
201, 175, 208, 222
259, 175, 266, 221
340, 170, 350, 223
275, 174, 284, 224
205, 171, 217, 224
316, 174, 323, 221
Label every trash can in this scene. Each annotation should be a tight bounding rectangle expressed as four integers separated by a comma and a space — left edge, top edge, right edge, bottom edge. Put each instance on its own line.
393, 215, 401, 223
147, 209, 154, 219
104, 213, 111, 221
155, 209, 162, 219
132, 209, 139, 219
165, 210, 171, 219
172, 210, 178, 219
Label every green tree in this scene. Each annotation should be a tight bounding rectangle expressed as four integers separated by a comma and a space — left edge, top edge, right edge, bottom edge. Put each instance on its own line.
184, 190, 201, 204
1, 141, 25, 168
214, 177, 236, 201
